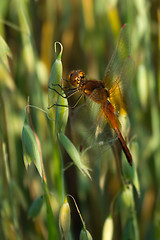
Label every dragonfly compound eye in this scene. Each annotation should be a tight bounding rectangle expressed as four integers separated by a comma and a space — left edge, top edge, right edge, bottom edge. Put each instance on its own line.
69, 70, 84, 87
78, 71, 85, 79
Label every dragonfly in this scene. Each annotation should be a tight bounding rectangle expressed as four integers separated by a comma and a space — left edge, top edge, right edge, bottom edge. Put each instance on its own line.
48, 24, 134, 166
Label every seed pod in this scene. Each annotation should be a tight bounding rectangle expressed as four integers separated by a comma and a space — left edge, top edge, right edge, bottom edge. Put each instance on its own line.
59, 197, 71, 240
28, 195, 44, 219
58, 132, 91, 179
47, 42, 68, 134
22, 111, 42, 178
80, 228, 93, 240
48, 42, 63, 119
102, 215, 113, 240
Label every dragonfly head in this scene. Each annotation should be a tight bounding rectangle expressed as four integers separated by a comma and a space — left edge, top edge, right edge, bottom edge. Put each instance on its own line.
68, 70, 86, 87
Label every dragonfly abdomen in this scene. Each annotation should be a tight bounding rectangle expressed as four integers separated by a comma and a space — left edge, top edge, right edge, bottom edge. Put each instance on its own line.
103, 102, 132, 166
115, 128, 132, 166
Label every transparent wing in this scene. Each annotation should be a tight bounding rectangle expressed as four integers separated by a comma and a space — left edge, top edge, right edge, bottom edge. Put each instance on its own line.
70, 91, 118, 150
109, 56, 135, 116
103, 24, 134, 116
69, 91, 119, 167
103, 24, 132, 90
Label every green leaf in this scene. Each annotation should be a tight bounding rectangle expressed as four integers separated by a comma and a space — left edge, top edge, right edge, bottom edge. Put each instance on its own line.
0, 35, 12, 71
10, 181, 27, 210
28, 195, 44, 219
58, 132, 91, 179
122, 142, 140, 196
44, 184, 59, 240
122, 215, 139, 240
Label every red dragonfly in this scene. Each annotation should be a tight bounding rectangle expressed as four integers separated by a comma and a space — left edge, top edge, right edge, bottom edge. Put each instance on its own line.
49, 24, 134, 166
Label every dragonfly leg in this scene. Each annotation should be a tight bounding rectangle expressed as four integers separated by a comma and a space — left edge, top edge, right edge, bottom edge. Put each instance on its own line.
48, 85, 78, 99
47, 94, 83, 109
50, 83, 78, 92
48, 86, 67, 98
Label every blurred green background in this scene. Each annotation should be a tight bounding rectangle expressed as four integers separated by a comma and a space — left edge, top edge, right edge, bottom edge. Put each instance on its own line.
0, 0, 159, 239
